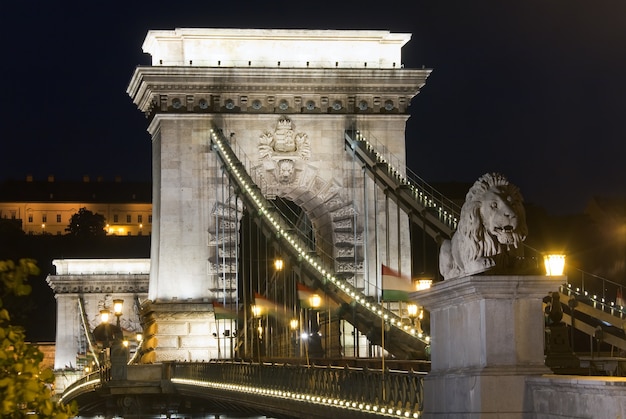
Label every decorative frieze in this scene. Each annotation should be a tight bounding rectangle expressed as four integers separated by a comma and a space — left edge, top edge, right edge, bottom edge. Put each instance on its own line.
46, 274, 149, 294
128, 67, 429, 118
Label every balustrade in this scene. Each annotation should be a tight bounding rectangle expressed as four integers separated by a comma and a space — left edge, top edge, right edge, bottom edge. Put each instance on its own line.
170, 360, 425, 414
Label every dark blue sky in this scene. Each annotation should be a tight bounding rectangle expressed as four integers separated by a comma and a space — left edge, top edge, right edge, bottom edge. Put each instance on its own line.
1, 0, 625, 215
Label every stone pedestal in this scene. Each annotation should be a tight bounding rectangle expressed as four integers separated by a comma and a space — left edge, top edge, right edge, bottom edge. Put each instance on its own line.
140, 301, 218, 362
413, 275, 556, 419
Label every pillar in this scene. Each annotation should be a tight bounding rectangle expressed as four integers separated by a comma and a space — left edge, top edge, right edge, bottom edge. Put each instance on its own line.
415, 275, 556, 418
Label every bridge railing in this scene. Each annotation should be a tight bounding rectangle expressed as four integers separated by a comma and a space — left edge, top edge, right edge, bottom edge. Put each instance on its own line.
57, 370, 102, 405
563, 269, 626, 314
561, 278, 626, 320
345, 128, 460, 234
169, 360, 426, 415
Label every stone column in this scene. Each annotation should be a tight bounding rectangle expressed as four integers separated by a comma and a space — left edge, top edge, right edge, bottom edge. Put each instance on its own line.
415, 275, 556, 419
53, 293, 79, 370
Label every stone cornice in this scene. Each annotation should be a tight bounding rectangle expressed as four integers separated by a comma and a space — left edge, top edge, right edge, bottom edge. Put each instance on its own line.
46, 274, 149, 294
412, 275, 559, 309
128, 67, 431, 114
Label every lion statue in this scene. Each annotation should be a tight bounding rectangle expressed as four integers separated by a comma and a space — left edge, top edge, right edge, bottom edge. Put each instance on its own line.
439, 173, 528, 280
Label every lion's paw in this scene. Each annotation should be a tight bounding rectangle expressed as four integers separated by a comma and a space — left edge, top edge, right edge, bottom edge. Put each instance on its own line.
464, 257, 495, 276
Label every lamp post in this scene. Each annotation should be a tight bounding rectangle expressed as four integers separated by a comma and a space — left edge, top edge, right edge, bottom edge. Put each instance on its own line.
113, 299, 124, 328
290, 318, 299, 358
93, 300, 129, 380
409, 279, 431, 337
251, 304, 262, 362
272, 257, 284, 357
407, 303, 424, 335
543, 253, 580, 373
407, 303, 419, 327
308, 294, 323, 359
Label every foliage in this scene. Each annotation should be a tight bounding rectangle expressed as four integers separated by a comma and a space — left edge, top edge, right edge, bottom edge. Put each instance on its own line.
65, 207, 106, 238
0, 259, 77, 418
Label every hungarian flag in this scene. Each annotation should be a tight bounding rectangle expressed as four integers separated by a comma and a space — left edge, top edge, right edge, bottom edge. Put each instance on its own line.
297, 282, 318, 309
253, 292, 278, 315
213, 301, 238, 320
381, 264, 414, 301
617, 288, 625, 308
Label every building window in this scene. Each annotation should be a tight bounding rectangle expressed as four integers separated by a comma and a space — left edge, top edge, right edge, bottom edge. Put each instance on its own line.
113, 214, 118, 223
126, 214, 131, 223
42, 215, 47, 223
148, 215, 152, 224
138, 214, 143, 223
56, 214, 61, 223
28, 215, 33, 223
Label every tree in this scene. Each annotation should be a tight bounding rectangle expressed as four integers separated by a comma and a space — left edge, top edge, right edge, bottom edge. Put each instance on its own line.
65, 207, 106, 237
0, 259, 77, 417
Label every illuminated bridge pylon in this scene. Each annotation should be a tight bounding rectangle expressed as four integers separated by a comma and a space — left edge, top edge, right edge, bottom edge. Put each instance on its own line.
127, 28, 434, 362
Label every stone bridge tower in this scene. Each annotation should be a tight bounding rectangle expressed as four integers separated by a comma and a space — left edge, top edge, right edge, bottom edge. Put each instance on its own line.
127, 28, 430, 361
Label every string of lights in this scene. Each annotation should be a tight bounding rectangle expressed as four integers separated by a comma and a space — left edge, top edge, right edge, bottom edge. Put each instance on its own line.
210, 127, 431, 345
173, 377, 422, 418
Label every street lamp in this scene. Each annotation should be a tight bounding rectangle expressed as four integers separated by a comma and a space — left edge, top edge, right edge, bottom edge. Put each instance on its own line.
94, 308, 124, 345
415, 278, 433, 291
274, 258, 284, 271
113, 299, 124, 327
309, 294, 322, 309
407, 303, 424, 334
407, 303, 419, 324
290, 318, 299, 332
100, 309, 111, 324
544, 254, 566, 276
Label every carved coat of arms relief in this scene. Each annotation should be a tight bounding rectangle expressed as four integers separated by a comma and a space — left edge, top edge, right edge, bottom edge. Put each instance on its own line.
258, 116, 312, 186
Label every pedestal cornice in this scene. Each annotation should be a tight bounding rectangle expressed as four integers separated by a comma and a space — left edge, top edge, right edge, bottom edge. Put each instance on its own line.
412, 275, 563, 309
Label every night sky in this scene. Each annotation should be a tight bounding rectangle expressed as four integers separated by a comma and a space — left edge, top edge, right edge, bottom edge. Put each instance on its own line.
2, 0, 625, 215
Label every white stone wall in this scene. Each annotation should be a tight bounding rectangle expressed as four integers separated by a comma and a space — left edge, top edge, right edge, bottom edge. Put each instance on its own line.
146, 116, 215, 301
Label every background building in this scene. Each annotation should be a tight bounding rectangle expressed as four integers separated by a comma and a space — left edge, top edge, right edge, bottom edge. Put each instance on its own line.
0, 176, 152, 236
